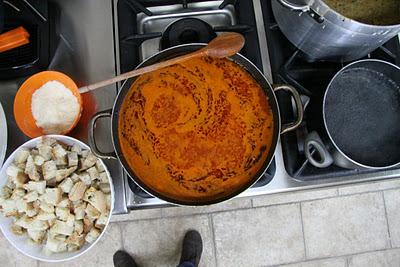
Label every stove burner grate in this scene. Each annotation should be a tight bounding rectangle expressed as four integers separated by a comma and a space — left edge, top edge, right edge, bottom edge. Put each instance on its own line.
122, 23, 253, 47
160, 18, 216, 49
281, 46, 400, 180
118, 0, 270, 199
122, 0, 239, 16
260, 0, 400, 181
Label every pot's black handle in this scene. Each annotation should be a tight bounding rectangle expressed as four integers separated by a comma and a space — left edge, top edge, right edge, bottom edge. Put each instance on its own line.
274, 84, 304, 134
88, 109, 117, 160
276, 0, 324, 23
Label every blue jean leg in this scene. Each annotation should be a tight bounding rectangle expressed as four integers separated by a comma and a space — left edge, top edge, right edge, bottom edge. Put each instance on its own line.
177, 261, 195, 267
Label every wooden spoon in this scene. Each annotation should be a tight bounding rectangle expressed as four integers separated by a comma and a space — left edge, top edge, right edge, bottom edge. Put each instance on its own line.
78, 32, 245, 93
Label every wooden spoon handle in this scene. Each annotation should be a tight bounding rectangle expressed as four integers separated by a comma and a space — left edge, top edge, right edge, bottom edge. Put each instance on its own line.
79, 49, 205, 94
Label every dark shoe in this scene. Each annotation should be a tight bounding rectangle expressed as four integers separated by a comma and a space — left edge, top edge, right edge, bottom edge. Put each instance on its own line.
179, 230, 203, 267
113, 250, 138, 267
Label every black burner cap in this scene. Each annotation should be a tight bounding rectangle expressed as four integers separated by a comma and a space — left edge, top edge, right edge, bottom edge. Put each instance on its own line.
160, 18, 217, 50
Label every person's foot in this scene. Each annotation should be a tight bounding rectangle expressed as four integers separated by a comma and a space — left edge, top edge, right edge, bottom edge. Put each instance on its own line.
179, 230, 203, 267
113, 250, 138, 267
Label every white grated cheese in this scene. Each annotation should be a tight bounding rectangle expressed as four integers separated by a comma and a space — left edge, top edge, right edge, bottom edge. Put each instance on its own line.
31, 81, 80, 134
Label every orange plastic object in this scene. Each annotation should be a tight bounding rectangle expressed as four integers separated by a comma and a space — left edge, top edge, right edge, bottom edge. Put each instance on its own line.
0, 36, 29, 53
14, 71, 83, 138
0, 26, 30, 53
0, 27, 30, 39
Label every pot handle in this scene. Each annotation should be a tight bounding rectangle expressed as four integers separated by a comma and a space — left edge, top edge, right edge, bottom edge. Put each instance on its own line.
274, 84, 304, 134
88, 109, 117, 160
276, 0, 324, 23
276, 0, 310, 12
304, 131, 334, 168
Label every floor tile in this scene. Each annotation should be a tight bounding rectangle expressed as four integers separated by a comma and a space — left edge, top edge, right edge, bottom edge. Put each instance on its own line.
252, 188, 338, 207
338, 178, 400, 195
111, 208, 163, 222
0, 231, 38, 267
121, 215, 215, 267
212, 204, 304, 266
281, 258, 346, 267
302, 192, 390, 259
384, 189, 400, 247
348, 248, 400, 267
40, 223, 122, 267
162, 198, 252, 218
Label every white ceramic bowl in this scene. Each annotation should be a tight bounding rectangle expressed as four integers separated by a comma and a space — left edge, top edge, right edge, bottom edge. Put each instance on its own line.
0, 103, 7, 167
0, 135, 114, 262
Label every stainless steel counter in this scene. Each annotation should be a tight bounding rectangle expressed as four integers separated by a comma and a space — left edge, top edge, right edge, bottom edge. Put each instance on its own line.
1, 0, 400, 214
118, 0, 400, 209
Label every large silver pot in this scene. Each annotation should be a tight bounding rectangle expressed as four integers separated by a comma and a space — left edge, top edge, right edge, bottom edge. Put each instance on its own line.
271, 0, 400, 62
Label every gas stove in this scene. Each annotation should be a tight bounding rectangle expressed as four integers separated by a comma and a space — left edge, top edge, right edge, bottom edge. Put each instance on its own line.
109, 0, 400, 211
3, 0, 399, 216
261, 0, 400, 181
115, 0, 277, 208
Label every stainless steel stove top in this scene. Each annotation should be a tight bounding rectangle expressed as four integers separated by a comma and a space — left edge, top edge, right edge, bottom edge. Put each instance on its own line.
137, 2, 236, 60
117, 0, 282, 209
2, 0, 400, 216
113, 0, 400, 210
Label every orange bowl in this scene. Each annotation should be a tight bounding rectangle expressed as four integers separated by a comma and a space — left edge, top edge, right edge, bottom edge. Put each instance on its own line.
14, 71, 82, 138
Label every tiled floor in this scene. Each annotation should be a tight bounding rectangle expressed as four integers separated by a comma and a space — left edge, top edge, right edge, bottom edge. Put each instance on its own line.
2, 178, 400, 267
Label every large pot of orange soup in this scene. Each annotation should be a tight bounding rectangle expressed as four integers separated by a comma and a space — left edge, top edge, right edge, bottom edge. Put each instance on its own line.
89, 44, 303, 206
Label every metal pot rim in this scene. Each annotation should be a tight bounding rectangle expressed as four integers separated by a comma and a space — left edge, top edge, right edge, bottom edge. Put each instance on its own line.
304, 0, 400, 29
322, 59, 400, 169
109, 43, 283, 205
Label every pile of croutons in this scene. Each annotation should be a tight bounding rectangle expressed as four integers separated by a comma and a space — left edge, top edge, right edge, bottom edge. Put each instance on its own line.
0, 137, 111, 254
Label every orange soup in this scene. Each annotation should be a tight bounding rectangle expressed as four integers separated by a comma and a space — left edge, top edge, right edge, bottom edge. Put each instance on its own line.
118, 56, 274, 202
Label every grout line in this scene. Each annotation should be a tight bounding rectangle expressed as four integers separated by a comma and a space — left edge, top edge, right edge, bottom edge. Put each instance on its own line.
160, 207, 166, 218
251, 187, 339, 207
115, 207, 251, 223
345, 256, 350, 267
112, 190, 381, 224
264, 247, 400, 267
381, 191, 393, 248
116, 222, 126, 249
383, 187, 400, 194
299, 203, 308, 260
260, 190, 382, 208
337, 182, 400, 196
208, 214, 218, 267
114, 183, 400, 224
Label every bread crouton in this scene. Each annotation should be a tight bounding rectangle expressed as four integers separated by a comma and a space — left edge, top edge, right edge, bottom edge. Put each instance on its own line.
67, 152, 78, 167
14, 148, 30, 164
23, 181, 46, 195
85, 228, 100, 243
41, 188, 62, 205
42, 161, 57, 180
68, 182, 87, 201
59, 178, 74, 193
49, 220, 74, 236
